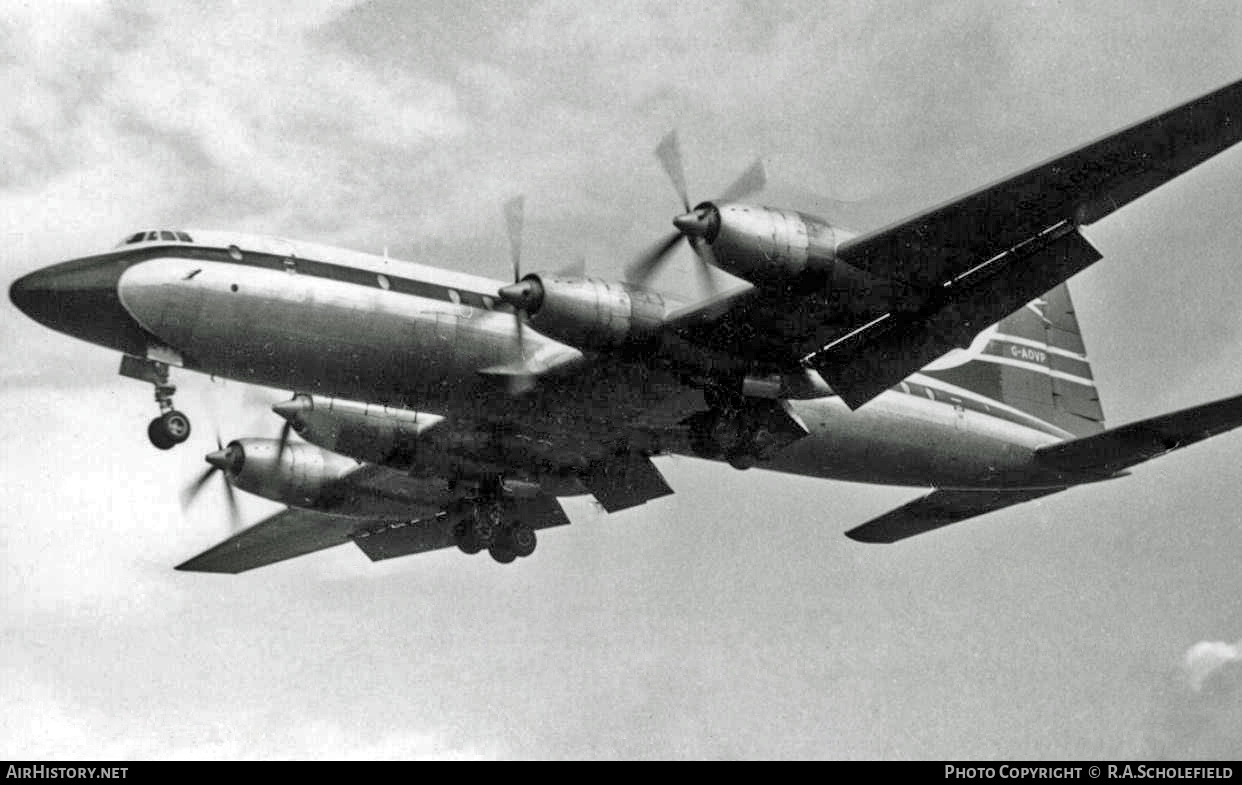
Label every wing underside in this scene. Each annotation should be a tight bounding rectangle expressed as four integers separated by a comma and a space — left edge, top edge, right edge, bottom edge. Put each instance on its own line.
177, 495, 575, 574
176, 507, 361, 574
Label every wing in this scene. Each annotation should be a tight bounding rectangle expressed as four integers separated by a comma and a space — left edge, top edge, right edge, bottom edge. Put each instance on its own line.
845, 487, 1067, 544
177, 495, 575, 573
176, 507, 362, 573
834, 77, 1242, 291
676, 78, 1242, 406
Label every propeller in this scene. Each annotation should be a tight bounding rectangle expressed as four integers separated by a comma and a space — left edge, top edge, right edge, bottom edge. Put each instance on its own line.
497, 197, 538, 395
626, 130, 767, 292
181, 433, 242, 532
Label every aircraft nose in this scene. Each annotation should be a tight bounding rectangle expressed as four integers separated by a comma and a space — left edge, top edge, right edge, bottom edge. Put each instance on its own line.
8, 255, 148, 355
9, 268, 52, 319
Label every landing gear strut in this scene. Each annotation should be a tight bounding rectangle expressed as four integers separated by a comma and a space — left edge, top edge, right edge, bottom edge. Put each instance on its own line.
691, 376, 807, 470
119, 356, 192, 450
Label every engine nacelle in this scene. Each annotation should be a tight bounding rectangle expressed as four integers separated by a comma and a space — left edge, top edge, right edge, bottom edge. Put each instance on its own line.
273, 394, 588, 494
217, 438, 358, 508
690, 202, 866, 287
501, 275, 667, 350
275, 395, 445, 468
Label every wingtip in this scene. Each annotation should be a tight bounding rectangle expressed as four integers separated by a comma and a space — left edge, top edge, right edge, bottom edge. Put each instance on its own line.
843, 527, 894, 544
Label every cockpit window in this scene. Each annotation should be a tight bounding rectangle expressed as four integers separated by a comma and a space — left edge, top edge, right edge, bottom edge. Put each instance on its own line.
119, 230, 194, 246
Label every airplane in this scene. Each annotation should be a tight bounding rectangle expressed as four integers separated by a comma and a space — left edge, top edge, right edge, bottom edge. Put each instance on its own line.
12, 78, 1242, 573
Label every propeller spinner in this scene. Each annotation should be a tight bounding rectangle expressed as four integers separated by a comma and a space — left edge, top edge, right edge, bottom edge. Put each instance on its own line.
181, 434, 243, 532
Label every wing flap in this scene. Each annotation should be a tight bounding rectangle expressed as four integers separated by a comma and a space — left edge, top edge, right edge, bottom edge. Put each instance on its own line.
583, 452, 673, 513
176, 508, 361, 574
354, 495, 572, 562
845, 487, 1066, 544
809, 227, 1101, 408
1036, 392, 1242, 475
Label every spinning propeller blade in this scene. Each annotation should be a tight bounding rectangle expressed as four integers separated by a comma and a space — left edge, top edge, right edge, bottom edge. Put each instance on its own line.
501, 196, 534, 393
655, 130, 691, 212
181, 433, 242, 532
627, 131, 765, 292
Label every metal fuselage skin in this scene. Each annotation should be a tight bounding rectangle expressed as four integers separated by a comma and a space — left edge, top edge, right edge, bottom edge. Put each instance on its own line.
10, 232, 1070, 491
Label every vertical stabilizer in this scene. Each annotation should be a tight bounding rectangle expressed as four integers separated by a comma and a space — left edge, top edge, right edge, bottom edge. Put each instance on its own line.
920, 283, 1105, 437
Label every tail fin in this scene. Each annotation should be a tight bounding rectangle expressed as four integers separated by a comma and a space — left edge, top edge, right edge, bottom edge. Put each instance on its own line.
920, 283, 1105, 437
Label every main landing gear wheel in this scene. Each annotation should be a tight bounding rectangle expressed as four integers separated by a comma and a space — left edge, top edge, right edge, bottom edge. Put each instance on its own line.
509, 525, 537, 558
148, 410, 192, 450
452, 521, 483, 555
488, 544, 517, 564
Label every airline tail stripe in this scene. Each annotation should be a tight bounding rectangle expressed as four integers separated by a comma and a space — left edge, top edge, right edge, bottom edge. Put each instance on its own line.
907, 373, 1073, 439
971, 354, 1096, 387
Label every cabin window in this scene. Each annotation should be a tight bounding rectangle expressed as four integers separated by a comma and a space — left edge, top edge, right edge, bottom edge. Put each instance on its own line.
146, 231, 160, 241
448, 289, 461, 305
376, 274, 391, 290
228, 245, 243, 261
159, 231, 176, 241
175, 231, 192, 242
126, 232, 146, 244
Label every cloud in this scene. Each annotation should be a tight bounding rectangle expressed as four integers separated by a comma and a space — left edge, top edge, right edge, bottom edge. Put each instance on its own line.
1139, 639, 1242, 760
1184, 639, 1242, 692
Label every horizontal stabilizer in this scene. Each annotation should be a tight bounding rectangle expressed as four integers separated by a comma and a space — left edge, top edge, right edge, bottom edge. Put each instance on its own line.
845, 487, 1066, 544
354, 495, 572, 562
583, 452, 673, 513
1036, 392, 1242, 475
176, 508, 360, 574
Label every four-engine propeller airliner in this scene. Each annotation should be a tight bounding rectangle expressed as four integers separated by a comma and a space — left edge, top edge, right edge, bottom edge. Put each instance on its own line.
13, 79, 1242, 572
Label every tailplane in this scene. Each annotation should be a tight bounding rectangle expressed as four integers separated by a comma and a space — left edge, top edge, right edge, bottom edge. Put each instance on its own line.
920, 282, 1105, 437
848, 390, 1242, 543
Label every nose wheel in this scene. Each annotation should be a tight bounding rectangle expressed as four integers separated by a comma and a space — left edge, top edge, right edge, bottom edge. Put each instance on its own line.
148, 410, 192, 450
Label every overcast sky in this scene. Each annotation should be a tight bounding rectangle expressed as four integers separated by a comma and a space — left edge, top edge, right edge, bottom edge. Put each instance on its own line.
3, 0, 1242, 760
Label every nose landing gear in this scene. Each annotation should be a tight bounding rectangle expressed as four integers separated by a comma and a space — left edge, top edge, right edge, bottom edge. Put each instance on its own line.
119, 356, 192, 450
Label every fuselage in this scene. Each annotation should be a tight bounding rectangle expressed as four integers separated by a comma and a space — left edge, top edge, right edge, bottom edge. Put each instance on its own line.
10, 229, 1077, 491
